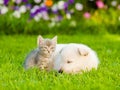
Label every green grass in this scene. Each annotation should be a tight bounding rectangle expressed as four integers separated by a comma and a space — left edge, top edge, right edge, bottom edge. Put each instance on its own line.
0, 34, 120, 90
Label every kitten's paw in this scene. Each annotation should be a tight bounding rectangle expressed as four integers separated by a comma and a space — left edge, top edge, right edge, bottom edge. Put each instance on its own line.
78, 48, 89, 56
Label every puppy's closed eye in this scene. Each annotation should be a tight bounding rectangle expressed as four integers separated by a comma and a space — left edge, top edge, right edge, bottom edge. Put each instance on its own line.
78, 48, 89, 56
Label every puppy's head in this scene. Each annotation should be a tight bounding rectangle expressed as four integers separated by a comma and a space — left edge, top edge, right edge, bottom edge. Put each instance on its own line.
54, 46, 87, 74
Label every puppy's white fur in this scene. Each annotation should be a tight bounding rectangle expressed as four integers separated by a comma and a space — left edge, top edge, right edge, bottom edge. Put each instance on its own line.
53, 44, 99, 74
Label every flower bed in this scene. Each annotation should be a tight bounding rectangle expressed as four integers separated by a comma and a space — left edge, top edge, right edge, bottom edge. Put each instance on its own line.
0, 0, 120, 34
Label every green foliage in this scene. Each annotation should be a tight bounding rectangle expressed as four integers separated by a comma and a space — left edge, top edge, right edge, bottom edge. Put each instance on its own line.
0, 9, 120, 35
0, 34, 120, 90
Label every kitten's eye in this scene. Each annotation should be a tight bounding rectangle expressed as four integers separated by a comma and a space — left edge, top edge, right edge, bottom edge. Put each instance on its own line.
51, 47, 55, 49
51, 47, 55, 51
67, 61, 72, 64
44, 46, 47, 49
41, 47, 47, 51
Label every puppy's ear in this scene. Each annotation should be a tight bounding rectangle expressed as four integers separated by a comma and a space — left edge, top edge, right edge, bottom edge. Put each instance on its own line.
52, 36, 57, 44
78, 48, 89, 56
37, 35, 44, 46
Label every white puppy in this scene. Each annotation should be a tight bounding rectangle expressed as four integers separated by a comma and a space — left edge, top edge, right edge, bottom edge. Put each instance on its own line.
53, 44, 99, 74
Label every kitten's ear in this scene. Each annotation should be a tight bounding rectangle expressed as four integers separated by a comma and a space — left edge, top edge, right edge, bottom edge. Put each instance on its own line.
37, 35, 44, 46
52, 36, 57, 44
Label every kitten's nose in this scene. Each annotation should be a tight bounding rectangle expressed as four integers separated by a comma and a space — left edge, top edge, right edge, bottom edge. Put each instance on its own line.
48, 51, 50, 53
58, 69, 63, 73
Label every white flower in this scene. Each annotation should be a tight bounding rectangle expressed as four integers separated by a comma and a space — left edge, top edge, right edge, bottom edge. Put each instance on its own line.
31, 8, 36, 14
12, 0, 16, 2
12, 11, 21, 18
42, 11, 49, 20
1, 6, 8, 14
50, 17, 56, 22
40, 3, 45, 7
34, 13, 42, 22
57, 1, 65, 10
31, 5, 39, 13
48, 22, 56, 28
19, 5, 26, 13
34, 15, 40, 22
70, 20, 76, 27
66, 13, 71, 20
0, 0, 4, 4
34, 0, 41, 4
15, 0, 22, 4
119, 16, 120, 21
75, 3, 83, 11
111, 1, 117, 7
70, 9, 74, 14
37, 13, 42, 18
51, 4, 58, 12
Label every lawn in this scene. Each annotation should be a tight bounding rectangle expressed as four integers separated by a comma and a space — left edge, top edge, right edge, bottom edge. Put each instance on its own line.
0, 34, 120, 90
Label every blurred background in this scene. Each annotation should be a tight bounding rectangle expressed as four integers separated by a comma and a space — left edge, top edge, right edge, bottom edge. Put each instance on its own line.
0, 0, 120, 35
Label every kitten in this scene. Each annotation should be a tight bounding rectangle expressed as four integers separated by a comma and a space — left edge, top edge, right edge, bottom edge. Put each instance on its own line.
24, 35, 57, 71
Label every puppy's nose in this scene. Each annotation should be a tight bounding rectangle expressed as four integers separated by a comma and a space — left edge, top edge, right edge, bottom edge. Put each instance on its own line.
58, 69, 63, 73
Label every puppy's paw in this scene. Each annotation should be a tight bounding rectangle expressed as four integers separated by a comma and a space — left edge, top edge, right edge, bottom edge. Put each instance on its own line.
78, 48, 89, 56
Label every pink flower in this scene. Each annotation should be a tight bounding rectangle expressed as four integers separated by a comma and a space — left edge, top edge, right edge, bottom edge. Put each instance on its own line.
15, 0, 22, 4
83, 12, 91, 19
96, 0, 104, 9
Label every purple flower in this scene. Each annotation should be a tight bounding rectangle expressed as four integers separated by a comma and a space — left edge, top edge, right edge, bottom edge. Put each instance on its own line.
4, 0, 9, 6
64, 2, 68, 11
30, 13, 36, 18
22, 0, 28, 3
14, 6, 19, 10
52, 10, 58, 14
51, 4, 58, 14
40, 6, 47, 12
30, 5, 48, 18
26, 4, 32, 10
57, 15, 62, 21
68, 0, 74, 4
30, 6, 39, 17
36, 7, 47, 14
35, 9, 41, 14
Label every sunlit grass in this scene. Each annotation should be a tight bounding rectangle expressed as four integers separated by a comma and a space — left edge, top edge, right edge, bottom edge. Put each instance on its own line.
0, 34, 120, 90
